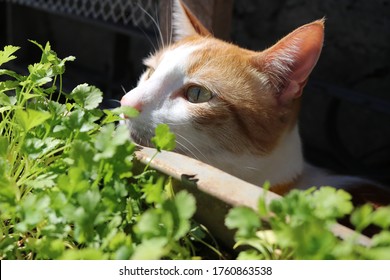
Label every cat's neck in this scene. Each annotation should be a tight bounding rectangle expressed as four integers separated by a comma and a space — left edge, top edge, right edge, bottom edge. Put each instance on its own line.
207, 125, 304, 187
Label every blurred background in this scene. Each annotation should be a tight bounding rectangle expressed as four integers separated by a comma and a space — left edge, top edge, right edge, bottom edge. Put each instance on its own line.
1, 0, 389, 185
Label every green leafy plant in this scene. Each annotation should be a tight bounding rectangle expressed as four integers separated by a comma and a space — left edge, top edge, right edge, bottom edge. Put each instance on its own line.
226, 185, 390, 260
0, 42, 217, 260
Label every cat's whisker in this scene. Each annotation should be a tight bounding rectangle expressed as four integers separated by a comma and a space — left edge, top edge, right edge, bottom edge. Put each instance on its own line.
102, 98, 121, 110
152, 3, 165, 49
105, 99, 121, 105
164, 121, 191, 126
244, 166, 260, 171
175, 140, 201, 161
121, 85, 128, 95
137, 3, 165, 50
161, 0, 171, 47
168, 0, 174, 46
175, 133, 210, 163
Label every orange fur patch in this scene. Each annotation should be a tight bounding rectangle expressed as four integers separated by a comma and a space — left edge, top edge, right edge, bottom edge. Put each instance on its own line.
269, 180, 298, 195
165, 36, 301, 155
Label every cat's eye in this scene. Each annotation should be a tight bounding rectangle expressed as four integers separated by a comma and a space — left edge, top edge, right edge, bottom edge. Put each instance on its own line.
185, 86, 213, 103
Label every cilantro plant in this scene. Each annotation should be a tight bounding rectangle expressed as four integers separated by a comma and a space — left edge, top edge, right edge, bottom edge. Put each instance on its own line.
0, 42, 215, 260
226, 185, 390, 260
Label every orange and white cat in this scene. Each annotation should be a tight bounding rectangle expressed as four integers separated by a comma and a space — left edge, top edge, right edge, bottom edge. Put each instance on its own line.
121, 0, 389, 202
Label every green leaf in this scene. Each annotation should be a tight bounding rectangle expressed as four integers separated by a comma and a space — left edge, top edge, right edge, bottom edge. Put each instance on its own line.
110, 106, 139, 119
0, 81, 20, 95
135, 191, 196, 242
361, 247, 390, 260
170, 191, 196, 239
15, 109, 51, 132
151, 124, 176, 152
269, 189, 313, 227
142, 175, 165, 204
57, 167, 90, 197
22, 137, 62, 159
236, 250, 264, 260
29, 41, 75, 76
225, 207, 261, 238
258, 181, 271, 216
70, 83, 103, 110
16, 194, 50, 232
60, 248, 107, 260
0, 69, 21, 80
94, 124, 130, 161
27, 62, 54, 86
34, 237, 65, 259
102, 109, 123, 124
93, 124, 115, 159
371, 231, 390, 247
62, 108, 100, 133
107, 231, 132, 251
136, 210, 164, 238
174, 191, 196, 221
69, 140, 95, 174
0, 176, 18, 205
0, 45, 20, 66
77, 190, 101, 213
25, 172, 57, 190
114, 246, 133, 260
311, 187, 353, 219
350, 204, 374, 231
131, 237, 168, 260
28, 40, 44, 51
371, 206, 390, 229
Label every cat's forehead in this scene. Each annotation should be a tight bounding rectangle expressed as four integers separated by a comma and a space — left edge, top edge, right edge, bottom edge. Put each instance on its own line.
139, 37, 266, 102
144, 37, 247, 75
144, 39, 197, 65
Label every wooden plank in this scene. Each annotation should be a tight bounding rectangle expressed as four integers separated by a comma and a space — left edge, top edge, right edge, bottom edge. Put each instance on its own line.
135, 146, 373, 249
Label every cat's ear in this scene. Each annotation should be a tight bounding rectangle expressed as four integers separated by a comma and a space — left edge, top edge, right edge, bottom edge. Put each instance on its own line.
172, 0, 211, 41
253, 20, 324, 105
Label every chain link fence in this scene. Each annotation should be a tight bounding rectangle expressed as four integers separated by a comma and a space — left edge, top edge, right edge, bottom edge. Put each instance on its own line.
2, 0, 160, 33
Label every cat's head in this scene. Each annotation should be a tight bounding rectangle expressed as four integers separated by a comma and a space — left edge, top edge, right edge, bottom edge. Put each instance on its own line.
121, 0, 324, 185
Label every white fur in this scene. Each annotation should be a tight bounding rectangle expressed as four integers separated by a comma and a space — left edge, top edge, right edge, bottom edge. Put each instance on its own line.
172, 0, 198, 41
202, 125, 305, 187
121, 43, 204, 140
162, 117, 304, 188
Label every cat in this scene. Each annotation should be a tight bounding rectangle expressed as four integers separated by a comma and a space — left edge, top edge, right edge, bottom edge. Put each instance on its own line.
121, 0, 389, 205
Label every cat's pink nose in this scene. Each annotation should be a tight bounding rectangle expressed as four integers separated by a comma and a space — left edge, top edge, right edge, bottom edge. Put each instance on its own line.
120, 95, 143, 113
